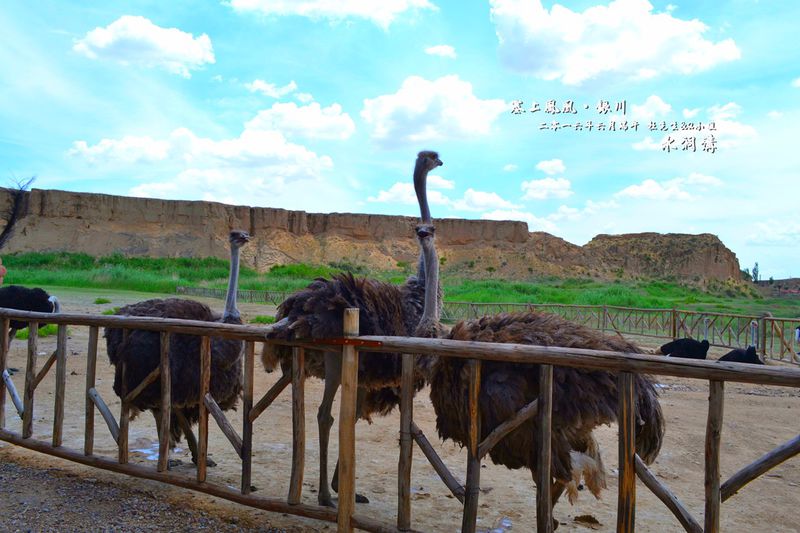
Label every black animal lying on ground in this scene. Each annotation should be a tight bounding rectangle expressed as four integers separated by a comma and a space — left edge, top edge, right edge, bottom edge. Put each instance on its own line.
659, 338, 710, 359
718, 346, 764, 365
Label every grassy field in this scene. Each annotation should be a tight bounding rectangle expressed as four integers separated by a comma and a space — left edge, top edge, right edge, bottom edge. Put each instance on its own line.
4, 252, 799, 318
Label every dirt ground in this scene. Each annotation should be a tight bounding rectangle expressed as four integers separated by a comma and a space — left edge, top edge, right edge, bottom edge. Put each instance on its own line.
1, 290, 799, 532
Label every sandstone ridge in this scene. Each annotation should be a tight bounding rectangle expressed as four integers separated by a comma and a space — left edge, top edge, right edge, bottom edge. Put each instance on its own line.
1, 188, 740, 281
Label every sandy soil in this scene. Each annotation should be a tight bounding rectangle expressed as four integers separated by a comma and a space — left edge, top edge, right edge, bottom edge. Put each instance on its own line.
1, 290, 799, 532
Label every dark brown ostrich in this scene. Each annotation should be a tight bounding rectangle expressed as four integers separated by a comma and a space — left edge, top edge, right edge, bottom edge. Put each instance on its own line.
412, 219, 665, 521
262, 150, 443, 506
718, 346, 763, 364
660, 338, 710, 359
104, 230, 250, 466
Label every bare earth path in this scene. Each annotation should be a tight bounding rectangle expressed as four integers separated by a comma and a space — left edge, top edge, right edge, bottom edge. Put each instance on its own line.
1, 288, 798, 532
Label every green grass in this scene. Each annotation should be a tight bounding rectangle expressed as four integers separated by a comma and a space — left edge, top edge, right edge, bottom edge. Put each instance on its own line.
101, 307, 121, 315
15, 324, 59, 339
249, 315, 276, 324
93, 297, 112, 304
5, 252, 800, 318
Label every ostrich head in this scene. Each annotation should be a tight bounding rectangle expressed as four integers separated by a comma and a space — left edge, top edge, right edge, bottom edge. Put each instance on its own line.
222, 229, 251, 322
414, 151, 443, 225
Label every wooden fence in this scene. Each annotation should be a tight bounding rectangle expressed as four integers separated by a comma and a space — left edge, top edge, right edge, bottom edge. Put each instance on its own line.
179, 286, 800, 365
1, 307, 799, 532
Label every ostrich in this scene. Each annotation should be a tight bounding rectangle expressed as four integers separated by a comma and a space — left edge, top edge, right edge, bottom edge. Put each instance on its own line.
262, 150, 443, 506
105, 230, 250, 466
411, 218, 665, 522
659, 338, 710, 359
0, 286, 61, 348
718, 346, 763, 365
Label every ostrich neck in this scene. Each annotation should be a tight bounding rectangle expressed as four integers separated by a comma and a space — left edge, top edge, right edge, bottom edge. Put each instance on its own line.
414, 158, 432, 224
223, 246, 241, 321
420, 239, 440, 325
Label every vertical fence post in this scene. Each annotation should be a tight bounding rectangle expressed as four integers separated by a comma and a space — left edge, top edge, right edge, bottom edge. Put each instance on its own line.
760, 319, 769, 360
0, 318, 9, 430
671, 310, 678, 340
84, 326, 99, 455
602, 306, 608, 333
157, 332, 171, 472
22, 322, 39, 439
52, 324, 68, 447
241, 341, 254, 494
337, 308, 359, 533
705, 380, 724, 533
118, 359, 130, 464
197, 336, 211, 482
398, 352, 415, 530
703, 317, 709, 342
617, 372, 636, 533
288, 346, 306, 504
462, 359, 482, 533
536, 364, 554, 533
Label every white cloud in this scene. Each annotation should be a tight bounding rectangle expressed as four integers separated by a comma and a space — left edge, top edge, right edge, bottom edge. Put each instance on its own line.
245, 79, 298, 98
503, 164, 518, 172
791, 77, 800, 88
227, 0, 437, 28
683, 107, 701, 118
632, 136, 661, 151
489, 0, 740, 85
361, 75, 507, 147
615, 173, 722, 201
631, 96, 672, 120
535, 158, 565, 175
245, 102, 355, 140
68, 135, 170, 164
453, 188, 520, 211
425, 45, 456, 58
367, 182, 450, 205
295, 92, 314, 103
747, 220, 800, 247
73, 16, 214, 78
767, 110, 783, 119
428, 174, 454, 189
706, 102, 757, 147
522, 177, 573, 200
481, 209, 557, 232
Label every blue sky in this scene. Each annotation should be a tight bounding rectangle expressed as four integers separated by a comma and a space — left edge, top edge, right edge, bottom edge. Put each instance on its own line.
2, 0, 799, 278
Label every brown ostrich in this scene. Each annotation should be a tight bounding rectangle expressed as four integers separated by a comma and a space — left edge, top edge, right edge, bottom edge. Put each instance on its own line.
411, 216, 665, 522
262, 150, 443, 506
105, 230, 250, 466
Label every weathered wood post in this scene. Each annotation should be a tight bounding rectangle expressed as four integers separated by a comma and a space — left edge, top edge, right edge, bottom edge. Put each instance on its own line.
398, 351, 415, 530
337, 308, 359, 533
157, 332, 171, 472
241, 341, 254, 494
462, 358, 482, 533
288, 346, 306, 504
671, 309, 678, 340
52, 324, 68, 447
617, 372, 636, 533
536, 364, 554, 533
22, 322, 39, 439
197, 336, 211, 482
705, 381, 724, 532
0, 318, 9, 430
84, 326, 99, 455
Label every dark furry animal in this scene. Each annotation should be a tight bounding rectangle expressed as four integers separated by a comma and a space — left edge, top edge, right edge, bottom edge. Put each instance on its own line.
659, 338, 710, 359
412, 221, 665, 514
0, 285, 61, 346
105, 230, 250, 465
262, 151, 443, 506
718, 346, 763, 365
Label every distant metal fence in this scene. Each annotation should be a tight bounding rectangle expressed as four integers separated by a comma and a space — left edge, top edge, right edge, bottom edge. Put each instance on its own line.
177, 287, 800, 365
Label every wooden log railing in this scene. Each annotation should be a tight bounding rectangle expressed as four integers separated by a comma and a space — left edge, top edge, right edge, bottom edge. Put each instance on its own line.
0, 307, 799, 533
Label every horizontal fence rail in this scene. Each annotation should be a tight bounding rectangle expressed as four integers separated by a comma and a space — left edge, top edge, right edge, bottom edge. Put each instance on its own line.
2, 306, 798, 533
178, 286, 800, 365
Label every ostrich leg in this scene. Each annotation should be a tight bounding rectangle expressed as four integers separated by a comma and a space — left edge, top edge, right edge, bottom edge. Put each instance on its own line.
532, 472, 564, 531
317, 350, 342, 507
331, 386, 370, 503
174, 409, 216, 468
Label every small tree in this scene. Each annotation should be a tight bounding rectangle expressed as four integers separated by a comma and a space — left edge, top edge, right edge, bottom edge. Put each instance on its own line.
752, 262, 760, 283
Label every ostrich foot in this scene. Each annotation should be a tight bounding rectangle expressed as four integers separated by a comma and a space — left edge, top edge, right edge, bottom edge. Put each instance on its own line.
318, 495, 335, 508
356, 493, 370, 504
168, 458, 184, 468
192, 456, 217, 468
